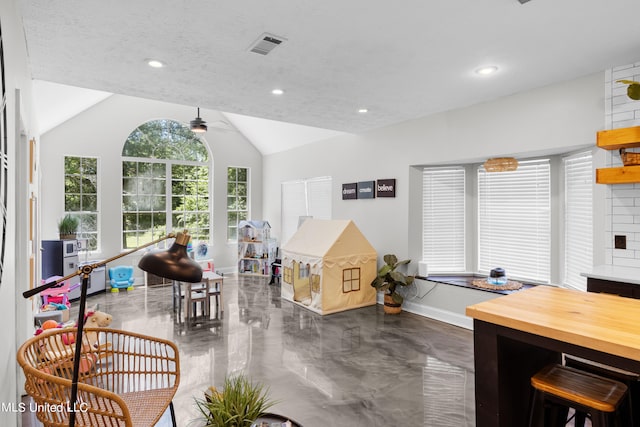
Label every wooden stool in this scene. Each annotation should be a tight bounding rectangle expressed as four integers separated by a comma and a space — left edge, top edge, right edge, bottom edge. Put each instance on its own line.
529, 364, 628, 427
564, 355, 639, 427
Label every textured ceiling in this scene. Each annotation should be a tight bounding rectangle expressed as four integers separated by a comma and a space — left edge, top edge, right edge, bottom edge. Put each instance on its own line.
19, 0, 640, 137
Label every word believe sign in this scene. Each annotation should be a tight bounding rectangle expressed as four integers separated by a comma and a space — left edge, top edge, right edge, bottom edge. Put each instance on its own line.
342, 179, 396, 200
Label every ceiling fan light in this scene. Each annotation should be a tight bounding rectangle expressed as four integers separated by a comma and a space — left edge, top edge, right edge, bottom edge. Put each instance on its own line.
484, 157, 518, 172
190, 107, 208, 133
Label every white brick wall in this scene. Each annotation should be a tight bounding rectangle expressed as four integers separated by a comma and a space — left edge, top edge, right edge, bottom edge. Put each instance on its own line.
605, 61, 640, 268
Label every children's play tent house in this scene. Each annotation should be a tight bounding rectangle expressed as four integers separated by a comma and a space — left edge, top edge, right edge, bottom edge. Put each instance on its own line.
281, 219, 377, 315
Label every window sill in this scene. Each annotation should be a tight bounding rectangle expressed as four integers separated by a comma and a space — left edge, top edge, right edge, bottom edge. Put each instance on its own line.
419, 274, 538, 295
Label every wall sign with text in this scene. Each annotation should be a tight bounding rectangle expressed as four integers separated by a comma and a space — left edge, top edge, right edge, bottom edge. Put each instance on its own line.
376, 179, 396, 197
342, 183, 357, 200
342, 179, 396, 200
357, 181, 375, 199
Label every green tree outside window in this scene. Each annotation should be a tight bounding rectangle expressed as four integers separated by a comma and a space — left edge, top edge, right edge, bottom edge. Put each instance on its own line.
227, 167, 248, 241
122, 120, 210, 249
64, 156, 99, 250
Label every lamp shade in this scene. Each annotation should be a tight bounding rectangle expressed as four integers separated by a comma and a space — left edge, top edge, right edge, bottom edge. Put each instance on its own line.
483, 157, 518, 172
138, 231, 203, 282
190, 107, 208, 133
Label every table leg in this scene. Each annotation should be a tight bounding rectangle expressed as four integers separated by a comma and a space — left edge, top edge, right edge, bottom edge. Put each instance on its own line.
205, 279, 211, 318
219, 279, 223, 312
473, 320, 560, 427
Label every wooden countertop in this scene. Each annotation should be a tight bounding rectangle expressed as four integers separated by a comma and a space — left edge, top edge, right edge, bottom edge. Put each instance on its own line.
466, 285, 640, 361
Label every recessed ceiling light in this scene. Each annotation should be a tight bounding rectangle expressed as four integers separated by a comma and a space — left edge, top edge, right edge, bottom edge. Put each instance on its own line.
271, 88, 284, 95
475, 65, 498, 75
147, 59, 164, 68
358, 108, 368, 114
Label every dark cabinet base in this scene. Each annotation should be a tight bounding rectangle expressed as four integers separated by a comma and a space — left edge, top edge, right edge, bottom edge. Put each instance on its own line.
587, 277, 640, 299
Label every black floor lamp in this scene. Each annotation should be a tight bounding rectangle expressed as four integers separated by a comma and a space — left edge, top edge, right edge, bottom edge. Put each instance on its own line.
22, 230, 203, 427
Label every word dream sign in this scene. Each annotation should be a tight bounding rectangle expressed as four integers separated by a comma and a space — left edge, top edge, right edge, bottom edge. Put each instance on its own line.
342, 179, 396, 200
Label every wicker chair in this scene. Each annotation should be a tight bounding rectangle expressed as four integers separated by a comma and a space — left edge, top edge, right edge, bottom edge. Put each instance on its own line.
17, 327, 180, 427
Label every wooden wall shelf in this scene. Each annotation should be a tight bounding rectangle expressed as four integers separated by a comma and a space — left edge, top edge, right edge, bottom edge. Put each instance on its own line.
597, 126, 640, 150
596, 126, 640, 184
596, 165, 640, 184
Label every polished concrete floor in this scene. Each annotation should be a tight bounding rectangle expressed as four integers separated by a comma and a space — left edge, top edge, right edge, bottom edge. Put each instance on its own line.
26, 274, 478, 426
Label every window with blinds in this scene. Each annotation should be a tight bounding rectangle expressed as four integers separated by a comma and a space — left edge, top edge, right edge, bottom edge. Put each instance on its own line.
563, 152, 593, 290
281, 176, 332, 245
422, 167, 466, 272
477, 159, 551, 283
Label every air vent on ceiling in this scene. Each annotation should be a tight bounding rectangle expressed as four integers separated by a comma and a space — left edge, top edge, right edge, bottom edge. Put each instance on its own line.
248, 33, 286, 55
518, 0, 531, 3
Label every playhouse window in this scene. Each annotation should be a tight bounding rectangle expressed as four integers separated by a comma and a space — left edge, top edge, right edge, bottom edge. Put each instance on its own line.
343, 268, 361, 293
283, 267, 293, 284
299, 262, 310, 278
311, 274, 321, 293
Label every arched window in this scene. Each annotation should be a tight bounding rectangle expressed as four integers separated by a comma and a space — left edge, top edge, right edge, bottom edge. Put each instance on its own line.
121, 119, 210, 249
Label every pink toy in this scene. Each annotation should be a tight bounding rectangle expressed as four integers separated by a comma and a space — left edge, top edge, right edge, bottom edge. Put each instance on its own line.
39, 276, 81, 306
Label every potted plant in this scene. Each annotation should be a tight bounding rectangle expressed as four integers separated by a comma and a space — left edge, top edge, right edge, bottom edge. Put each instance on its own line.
195, 374, 277, 427
58, 214, 79, 240
370, 254, 415, 314
617, 79, 640, 100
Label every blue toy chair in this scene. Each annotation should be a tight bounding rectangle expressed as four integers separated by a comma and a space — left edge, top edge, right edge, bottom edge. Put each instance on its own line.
108, 265, 135, 292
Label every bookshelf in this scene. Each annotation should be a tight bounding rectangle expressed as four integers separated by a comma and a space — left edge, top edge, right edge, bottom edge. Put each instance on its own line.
237, 220, 277, 276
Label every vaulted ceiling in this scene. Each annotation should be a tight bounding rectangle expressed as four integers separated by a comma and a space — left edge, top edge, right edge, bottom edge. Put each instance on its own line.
20, 0, 640, 153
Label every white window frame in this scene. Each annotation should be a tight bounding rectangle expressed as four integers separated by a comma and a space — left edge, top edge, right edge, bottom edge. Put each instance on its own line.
477, 159, 551, 283
121, 120, 211, 250
281, 176, 332, 245
227, 166, 250, 242
419, 153, 594, 286
562, 151, 593, 290
64, 155, 100, 251
422, 167, 466, 273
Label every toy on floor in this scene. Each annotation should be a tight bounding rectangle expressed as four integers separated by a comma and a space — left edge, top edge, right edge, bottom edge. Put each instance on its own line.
39, 277, 81, 306
108, 265, 135, 292
34, 309, 113, 376
83, 310, 113, 350
39, 302, 70, 322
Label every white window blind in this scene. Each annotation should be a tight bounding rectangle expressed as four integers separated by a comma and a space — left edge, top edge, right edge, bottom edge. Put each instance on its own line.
422, 167, 466, 272
307, 177, 332, 220
563, 152, 593, 290
281, 177, 332, 245
477, 159, 551, 282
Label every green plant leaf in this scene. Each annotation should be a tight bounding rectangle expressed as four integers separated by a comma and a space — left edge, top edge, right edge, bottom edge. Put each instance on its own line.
370, 276, 385, 289
392, 292, 404, 305
58, 214, 79, 234
377, 264, 392, 277
617, 79, 640, 85
195, 374, 276, 427
389, 270, 407, 284
383, 254, 398, 266
393, 259, 411, 269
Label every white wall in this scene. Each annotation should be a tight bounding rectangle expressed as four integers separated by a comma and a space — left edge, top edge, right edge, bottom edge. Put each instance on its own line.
604, 61, 640, 268
39, 96, 263, 276
264, 72, 604, 263
263, 72, 605, 325
1, 1, 38, 426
